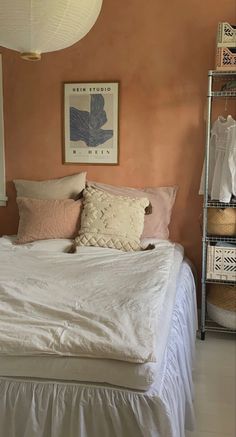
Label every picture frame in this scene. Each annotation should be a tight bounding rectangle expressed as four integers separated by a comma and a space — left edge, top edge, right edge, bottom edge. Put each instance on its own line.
64, 82, 119, 165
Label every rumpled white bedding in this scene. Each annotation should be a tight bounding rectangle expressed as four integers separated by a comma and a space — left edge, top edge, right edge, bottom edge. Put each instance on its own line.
0, 236, 183, 364
0, 261, 197, 437
0, 256, 186, 391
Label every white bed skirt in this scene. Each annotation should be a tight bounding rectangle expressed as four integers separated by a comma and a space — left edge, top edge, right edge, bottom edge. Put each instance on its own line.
0, 263, 197, 437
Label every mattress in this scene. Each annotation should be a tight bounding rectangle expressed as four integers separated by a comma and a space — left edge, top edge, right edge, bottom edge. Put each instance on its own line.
0, 236, 185, 390
0, 259, 197, 437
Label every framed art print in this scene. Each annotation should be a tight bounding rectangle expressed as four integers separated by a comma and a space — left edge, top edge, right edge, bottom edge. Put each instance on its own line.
64, 82, 119, 164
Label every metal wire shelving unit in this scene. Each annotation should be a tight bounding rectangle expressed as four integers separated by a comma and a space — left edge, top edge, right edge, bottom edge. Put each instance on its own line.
207, 200, 236, 208
200, 70, 236, 340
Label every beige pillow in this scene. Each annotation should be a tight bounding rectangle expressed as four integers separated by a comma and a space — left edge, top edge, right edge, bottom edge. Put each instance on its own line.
75, 186, 149, 251
14, 172, 86, 200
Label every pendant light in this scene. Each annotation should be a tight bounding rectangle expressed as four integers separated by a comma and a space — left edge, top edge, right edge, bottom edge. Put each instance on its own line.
0, 0, 103, 61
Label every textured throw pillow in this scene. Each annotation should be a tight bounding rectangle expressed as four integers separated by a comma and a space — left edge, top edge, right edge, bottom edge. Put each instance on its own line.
88, 181, 177, 239
16, 197, 82, 244
75, 187, 149, 251
14, 172, 86, 200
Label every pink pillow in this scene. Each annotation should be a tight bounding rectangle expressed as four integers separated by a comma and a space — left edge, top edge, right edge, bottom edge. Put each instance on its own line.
88, 182, 178, 239
16, 197, 82, 244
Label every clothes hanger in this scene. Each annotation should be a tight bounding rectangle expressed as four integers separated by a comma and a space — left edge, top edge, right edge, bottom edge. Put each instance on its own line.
224, 97, 228, 113
218, 101, 236, 124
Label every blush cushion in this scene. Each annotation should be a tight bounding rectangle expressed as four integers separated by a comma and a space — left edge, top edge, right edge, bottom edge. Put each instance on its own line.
88, 182, 178, 239
16, 197, 82, 244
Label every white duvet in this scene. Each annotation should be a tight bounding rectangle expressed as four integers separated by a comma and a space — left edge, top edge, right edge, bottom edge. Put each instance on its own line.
0, 237, 183, 364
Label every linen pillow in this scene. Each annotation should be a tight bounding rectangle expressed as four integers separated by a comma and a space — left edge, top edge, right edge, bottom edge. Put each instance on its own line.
14, 172, 86, 200
75, 187, 149, 251
16, 197, 82, 244
88, 181, 177, 239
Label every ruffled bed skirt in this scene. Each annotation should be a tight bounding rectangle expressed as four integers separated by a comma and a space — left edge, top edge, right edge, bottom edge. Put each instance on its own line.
0, 263, 197, 437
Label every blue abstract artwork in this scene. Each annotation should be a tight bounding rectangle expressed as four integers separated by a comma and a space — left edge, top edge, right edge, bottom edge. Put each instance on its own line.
70, 94, 113, 147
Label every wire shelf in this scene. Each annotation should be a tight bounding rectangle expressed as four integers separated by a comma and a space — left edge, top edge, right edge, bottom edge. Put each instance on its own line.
206, 278, 236, 286
206, 200, 236, 208
201, 70, 236, 339
210, 91, 236, 98
205, 236, 236, 243
209, 70, 236, 77
205, 316, 236, 334
205, 323, 236, 335
209, 71, 236, 96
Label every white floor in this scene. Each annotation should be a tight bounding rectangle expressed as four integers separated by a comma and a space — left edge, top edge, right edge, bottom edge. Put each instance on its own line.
186, 332, 236, 437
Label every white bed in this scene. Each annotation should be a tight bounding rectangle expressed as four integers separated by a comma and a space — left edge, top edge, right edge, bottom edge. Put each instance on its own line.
0, 236, 197, 437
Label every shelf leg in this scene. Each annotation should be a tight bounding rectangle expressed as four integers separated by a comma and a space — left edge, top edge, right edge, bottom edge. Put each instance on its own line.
200, 72, 212, 344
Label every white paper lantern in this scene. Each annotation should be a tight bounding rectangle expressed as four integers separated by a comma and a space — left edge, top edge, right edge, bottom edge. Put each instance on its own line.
0, 0, 103, 60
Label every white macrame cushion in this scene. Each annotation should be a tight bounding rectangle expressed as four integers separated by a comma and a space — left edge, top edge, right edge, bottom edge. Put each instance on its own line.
75, 187, 149, 251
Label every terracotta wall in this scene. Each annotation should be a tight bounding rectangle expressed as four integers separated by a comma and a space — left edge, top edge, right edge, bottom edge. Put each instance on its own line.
0, 0, 235, 298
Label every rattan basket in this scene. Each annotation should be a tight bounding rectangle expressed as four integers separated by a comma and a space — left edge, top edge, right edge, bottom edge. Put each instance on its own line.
207, 284, 236, 329
207, 208, 236, 236
208, 284, 236, 311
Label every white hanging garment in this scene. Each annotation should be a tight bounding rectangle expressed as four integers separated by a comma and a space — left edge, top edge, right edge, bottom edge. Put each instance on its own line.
223, 124, 236, 199
199, 115, 236, 202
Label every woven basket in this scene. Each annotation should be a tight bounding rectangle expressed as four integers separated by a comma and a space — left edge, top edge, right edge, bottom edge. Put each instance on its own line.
207, 208, 236, 236
207, 284, 236, 311
207, 284, 236, 329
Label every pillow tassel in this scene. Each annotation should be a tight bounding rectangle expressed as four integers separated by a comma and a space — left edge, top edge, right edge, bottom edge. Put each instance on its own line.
142, 243, 155, 251
66, 242, 77, 254
145, 202, 152, 215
